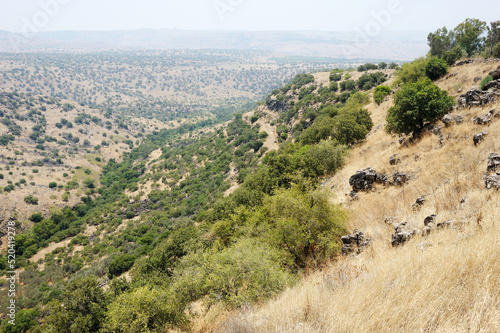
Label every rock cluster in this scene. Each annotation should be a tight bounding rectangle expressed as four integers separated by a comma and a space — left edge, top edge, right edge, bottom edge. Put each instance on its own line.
455, 59, 474, 66
442, 114, 464, 126
458, 88, 498, 108
391, 222, 417, 247
485, 153, 500, 190
490, 65, 500, 81
472, 109, 496, 125
342, 230, 371, 255
391, 215, 456, 247
349, 167, 388, 192
266, 98, 289, 113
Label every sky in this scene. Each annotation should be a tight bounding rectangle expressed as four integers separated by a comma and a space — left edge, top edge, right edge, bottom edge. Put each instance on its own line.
0, 0, 499, 33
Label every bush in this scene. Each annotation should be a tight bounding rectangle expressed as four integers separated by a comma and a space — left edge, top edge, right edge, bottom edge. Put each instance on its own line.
480, 75, 493, 90
29, 213, 44, 222
329, 73, 342, 82
373, 85, 391, 104
49, 182, 57, 189
395, 57, 427, 84
339, 80, 357, 91
425, 57, 448, 80
24, 195, 39, 205
108, 254, 136, 278
386, 77, 455, 138
442, 45, 466, 65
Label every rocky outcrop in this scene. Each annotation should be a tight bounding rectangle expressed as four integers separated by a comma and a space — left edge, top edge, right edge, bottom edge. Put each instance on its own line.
458, 88, 498, 108
349, 168, 388, 192
266, 98, 289, 113
391, 222, 416, 247
341, 230, 371, 255
472, 109, 495, 125
455, 59, 474, 66
473, 131, 488, 146
485, 175, 500, 190
482, 80, 500, 90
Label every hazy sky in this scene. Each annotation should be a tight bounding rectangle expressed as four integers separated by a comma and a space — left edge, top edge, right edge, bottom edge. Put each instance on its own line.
0, 0, 499, 33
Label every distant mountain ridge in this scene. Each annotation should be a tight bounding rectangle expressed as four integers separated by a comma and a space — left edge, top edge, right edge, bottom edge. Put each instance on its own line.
0, 29, 428, 60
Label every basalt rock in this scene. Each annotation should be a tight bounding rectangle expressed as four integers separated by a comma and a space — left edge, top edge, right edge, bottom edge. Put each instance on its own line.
458, 88, 498, 108
442, 114, 455, 127
455, 59, 474, 66
349, 167, 388, 192
424, 214, 438, 227
391, 222, 416, 247
473, 131, 488, 146
487, 153, 500, 173
437, 220, 454, 229
389, 154, 401, 165
472, 109, 495, 125
485, 174, 500, 190
392, 172, 408, 186
412, 195, 426, 211
341, 230, 371, 255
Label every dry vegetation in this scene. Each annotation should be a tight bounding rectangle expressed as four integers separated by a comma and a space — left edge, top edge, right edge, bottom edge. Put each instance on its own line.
202, 59, 500, 332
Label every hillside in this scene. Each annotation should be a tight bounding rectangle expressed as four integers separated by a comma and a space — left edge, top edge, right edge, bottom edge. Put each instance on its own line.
210, 58, 500, 332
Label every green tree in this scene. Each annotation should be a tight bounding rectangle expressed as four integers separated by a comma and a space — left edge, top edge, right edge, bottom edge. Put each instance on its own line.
45, 276, 107, 333
427, 27, 454, 58
425, 57, 448, 80
442, 45, 466, 65
386, 77, 455, 138
454, 18, 487, 56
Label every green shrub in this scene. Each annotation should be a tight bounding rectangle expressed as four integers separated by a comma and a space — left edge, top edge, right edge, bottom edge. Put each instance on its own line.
49, 182, 57, 189
108, 254, 136, 278
425, 57, 448, 80
493, 42, 500, 58
29, 213, 44, 222
442, 45, 466, 65
373, 85, 391, 104
24, 195, 39, 205
329, 73, 342, 82
480, 75, 493, 90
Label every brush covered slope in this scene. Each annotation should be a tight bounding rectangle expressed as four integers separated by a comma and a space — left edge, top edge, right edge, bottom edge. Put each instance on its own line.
214, 58, 500, 332
0, 65, 392, 332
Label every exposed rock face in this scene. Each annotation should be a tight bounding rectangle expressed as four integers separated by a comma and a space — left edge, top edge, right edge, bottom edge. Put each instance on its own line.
266, 98, 289, 113
487, 153, 500, 173
349, 168, 388, 192
341, 230, 371, 255
391, 222, 416, 247
473, 131, 488, 146
483, 80, 500, 90
458, 88, 498, 108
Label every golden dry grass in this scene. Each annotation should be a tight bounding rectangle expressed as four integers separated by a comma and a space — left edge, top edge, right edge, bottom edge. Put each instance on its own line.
199, 59, 500, 332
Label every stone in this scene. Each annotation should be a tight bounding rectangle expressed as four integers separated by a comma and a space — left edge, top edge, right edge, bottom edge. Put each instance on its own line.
485, 174, 500, 190
391, 222, 417, 247
392, 172, 408, 186
474, 76, 482, 82
455, 115, 464, 124
473, 109, 495, 125
455, 59, 474, 66
442, 114, 455, 127
487, 153, 500, 173
412, 195, 426, 211
473, 131, 488, 146
437, 220, 454, 229
424, 214, 438, 227
342, 230, 371, 255
458, 88, 499, 108
349, 167, 388, 192
389, 154, 400, 165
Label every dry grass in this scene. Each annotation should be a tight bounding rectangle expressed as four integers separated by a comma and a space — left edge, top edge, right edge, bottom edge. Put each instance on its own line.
199, 59, 500, 332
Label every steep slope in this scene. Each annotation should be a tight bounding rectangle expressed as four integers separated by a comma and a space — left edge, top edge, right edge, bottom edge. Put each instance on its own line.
214, 58, 500, 332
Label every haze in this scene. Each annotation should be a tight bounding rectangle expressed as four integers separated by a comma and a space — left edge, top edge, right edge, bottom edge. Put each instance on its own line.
1, 0, 499, 33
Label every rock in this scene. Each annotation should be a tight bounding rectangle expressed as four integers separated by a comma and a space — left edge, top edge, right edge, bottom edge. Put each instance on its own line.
455, 59, 474, 66
349, 167, 388, 192
474, 76, 482, 82
487, 153, 500, 173
492, 66, 500, 80
342, 230, 371, 255
473, 109, 495, 125
392, 172, 408, 186
389, 154, 400, 165
457, 87, 464, 93
391, 222, 416, 247
483, 80, 500, 90
455, 115, 464, 124
473, 131, 488, 146
417, 242, 433, 250
266, 98, 289, 113
485, 174, 500, 190
442, 114, 455, 127
437, 220, 454, 229
412, 195, 426, 211
422, 226, 432, 236
458, 88, 499, 108
349, 191, 359, 201
424, 214, 438, 227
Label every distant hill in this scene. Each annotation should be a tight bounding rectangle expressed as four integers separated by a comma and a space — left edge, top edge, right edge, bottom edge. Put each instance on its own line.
0, 29, 428, 60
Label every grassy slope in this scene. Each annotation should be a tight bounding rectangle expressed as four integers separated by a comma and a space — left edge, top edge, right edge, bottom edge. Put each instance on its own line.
207, 59, 500, 332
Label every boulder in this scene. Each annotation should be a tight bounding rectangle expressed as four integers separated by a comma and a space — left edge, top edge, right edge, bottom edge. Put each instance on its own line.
473, 131, 488, 146
391, 222, 416, 247
473, 109, 495, 125
349, 167, 388, 192
487, 153, 500, 173
455, 115, 464, 124
458, 88, 498, 108
389, 154, 400, 165
342, 230, 371, 255
485, 174, 500, 190
412, 195, 426, 210
424, 214, 438, 227
392, 172, 408, 186
455, 59, 474, 66
442, 114, 455, 127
